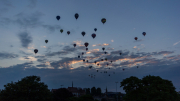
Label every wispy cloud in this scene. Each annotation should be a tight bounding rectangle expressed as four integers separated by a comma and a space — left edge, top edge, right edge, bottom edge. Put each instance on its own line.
173, 41, 180, 46
18, 32, 33, 48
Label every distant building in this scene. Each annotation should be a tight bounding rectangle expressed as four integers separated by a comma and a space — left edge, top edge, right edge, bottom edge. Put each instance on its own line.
51, 81, 85, 97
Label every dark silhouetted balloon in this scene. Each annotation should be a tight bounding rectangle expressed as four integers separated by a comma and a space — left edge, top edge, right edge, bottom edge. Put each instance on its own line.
34, 49, 38, 54
75, 13, 79, 20
84, 42, 89, 47
111, 61, 112, 63
83, 59, 85, 62
91, 33, 96, 39
107, 63, 109, 66
109, 74, 110, 76
56, 16, 60, 20
86, 48, 88, 51
142, 32, 146, 36
81, 31, 85, 37
60, 29, 63, 33
94, 61, 96, 64
73, 44, 76, 47
120, 53, 122, 55
86, 60, 88, 62
137, 66, 139, 68
104, 51, 107, 54
101, 59, 103, 61
102, 47, 105, 51
134, 37, 138, 40
101, 18, 106, 24
97, 70, 98, 72
78, 55, 80, 58
97, 64, 99, 66
67, 31, 70, 35
94, 28, 97, 32
45, 40, 48, 43
105, 58, 107, 61
82, 52, 84, 55
123, 68, 125, 71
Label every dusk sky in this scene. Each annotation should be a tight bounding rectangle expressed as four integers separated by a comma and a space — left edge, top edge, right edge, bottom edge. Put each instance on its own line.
0, 0, 180, 93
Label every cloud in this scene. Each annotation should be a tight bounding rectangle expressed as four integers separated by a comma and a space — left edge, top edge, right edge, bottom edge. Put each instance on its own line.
18, 32, 33, 48
15, 11, 44, 28
42, 25, 62, 32
28, 0, 37, 8
0, 52, 18, 59
173, 41, 180, 46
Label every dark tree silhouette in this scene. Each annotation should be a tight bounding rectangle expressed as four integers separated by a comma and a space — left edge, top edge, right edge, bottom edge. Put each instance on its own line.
96, 87, 102, 96
0, 75, 52, 101
91, 87, 96, 96
53, 88, 73, 101
120, 75, 180, 101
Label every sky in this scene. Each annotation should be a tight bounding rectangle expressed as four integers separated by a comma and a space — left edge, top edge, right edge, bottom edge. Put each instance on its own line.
0, 0, 180, 94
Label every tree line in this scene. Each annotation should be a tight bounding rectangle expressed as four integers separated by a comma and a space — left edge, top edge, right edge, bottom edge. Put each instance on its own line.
0, 75, 180, 101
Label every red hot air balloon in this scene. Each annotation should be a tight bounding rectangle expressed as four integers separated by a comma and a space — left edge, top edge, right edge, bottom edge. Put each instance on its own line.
134, 37, 138, 40
142, 32, 146, 36
67, 31, 70, 35
84, 42, 89, 47
91, 33, 96, 39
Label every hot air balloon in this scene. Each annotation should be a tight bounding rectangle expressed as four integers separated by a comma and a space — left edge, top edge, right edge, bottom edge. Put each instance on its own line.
73, 44, 76, 47
123, 68, 125, 71
82, 52, 84, 55
102, 47, 105, 51
120, 53, 122, 55
84, 42, 89, 47
110, 61, 112, 63
56, 16, 60, 20
91, 33, 96, 39
142, 32, 146, 36
86, 48, 88, 51
45, 40, 48, 43
105, 58, 107, 61
109, 67, 110, 69
101, 59, 103, 61
94, 61, 97, 64
67, 31, 70, 35
101, 18, 106, 24
97, 70, 98, 72
83, 59, 85, 62
75, 13, 79, 20
107, 63, 109, 66
104, 51, 107, 54
134, 37, 138, 40
86, 60, 88, 62
60, 29, 63, 33
34, 49, 38, 54
97, 64, 99, 66
81, 31, 85, 37
137, 66, 139, 68
78, 55, 80, 58
94, 28, 97, 32
109, 74, 110, 76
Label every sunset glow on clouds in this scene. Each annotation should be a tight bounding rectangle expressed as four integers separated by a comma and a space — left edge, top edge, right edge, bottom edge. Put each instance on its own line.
0, 0, 180, 93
